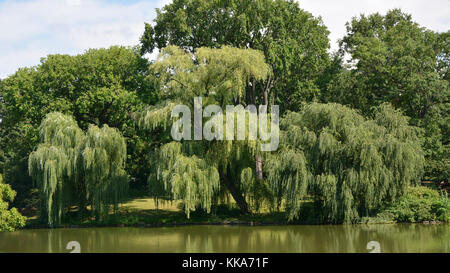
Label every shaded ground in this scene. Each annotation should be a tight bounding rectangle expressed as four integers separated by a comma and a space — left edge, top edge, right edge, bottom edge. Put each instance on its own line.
25, 197, 289, 228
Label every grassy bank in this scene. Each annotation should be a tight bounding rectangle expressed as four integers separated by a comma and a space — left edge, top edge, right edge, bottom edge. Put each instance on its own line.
25, 197, 290, 229
24, 185, 450, 229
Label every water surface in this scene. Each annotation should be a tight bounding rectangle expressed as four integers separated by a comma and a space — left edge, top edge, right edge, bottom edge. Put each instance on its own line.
0, 224, 449, 253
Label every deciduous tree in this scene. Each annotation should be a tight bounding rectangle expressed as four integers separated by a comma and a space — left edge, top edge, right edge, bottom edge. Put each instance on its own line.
28, 112, 128, 227
266, 103, 424, 223
140, 0, 330, 111
136, 46, 274, 216
326, 9, 449, 183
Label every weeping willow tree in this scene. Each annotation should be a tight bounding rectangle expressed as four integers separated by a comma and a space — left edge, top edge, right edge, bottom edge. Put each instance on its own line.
265, 103, 425, 223
135, 45, 275, 217
82, 124, 128, 219
28, 113, 83, 227
29, 112, 128, 227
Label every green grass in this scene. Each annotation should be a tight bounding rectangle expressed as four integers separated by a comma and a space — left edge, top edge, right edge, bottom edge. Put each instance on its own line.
25, 197, 291, 228
89, 197, 288, 227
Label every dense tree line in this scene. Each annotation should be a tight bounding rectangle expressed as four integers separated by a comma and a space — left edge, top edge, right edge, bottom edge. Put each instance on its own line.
0, 46, 156, 209
0, 0, 447, 228
327, 9, 449, 184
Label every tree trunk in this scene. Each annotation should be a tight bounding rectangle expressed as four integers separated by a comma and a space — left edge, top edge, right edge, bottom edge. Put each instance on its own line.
263, 90, 268, 106
255, 155, 263, 180
222, 167, 249, 214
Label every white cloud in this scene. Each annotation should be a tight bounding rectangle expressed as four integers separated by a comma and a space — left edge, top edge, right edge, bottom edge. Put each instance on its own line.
0, 0, 448, 79
0, 0, 168, 79
298, 0, 450, 52
66, 0, 81, 6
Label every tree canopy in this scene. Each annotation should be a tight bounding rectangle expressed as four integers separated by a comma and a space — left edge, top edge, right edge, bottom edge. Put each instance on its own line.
266, 103, 425, 223
136, 45, 275, 217
140, 0, 331, 110
325, 9, 449, 183
28, 112, 128, 227
0, 46, 152, 207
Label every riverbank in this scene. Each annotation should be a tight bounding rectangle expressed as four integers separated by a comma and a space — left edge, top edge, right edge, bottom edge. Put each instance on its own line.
24, 197, 293, 229
25, 211, 293, 229
25, 214, 447, 230
23, 191, 449, 229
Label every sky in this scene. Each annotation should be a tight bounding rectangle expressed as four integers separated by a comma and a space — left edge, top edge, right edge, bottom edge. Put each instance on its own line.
0, 0, 449, 79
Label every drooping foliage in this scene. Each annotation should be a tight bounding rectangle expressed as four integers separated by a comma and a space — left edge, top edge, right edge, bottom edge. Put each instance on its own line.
0, 174, 26, 231
0, 2, 446, 229
82, 124, 128, 218
136, 46, 274, 217
156, 142, 220, 218
28, 112, 128, 227
266, 103, 425, 223
28, 113, 83, 226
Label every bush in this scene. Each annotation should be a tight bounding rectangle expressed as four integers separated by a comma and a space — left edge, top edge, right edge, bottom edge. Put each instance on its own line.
380, 186, 449, 223
0, 174, 27, 231
360, 211, 396, 224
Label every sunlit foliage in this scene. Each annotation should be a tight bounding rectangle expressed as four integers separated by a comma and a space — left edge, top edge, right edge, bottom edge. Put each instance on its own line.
136, 46, 274, 217
327, 9, 449, 184
266, 103, 425, 223
29, 112, 128, 227
0, 46, 151, 208
140, 0, 331, 110
0, 174, 26, 231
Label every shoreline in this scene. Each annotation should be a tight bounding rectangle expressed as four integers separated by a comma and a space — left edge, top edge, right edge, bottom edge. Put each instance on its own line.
24, 220, 303, 230
23, 220, 447, 230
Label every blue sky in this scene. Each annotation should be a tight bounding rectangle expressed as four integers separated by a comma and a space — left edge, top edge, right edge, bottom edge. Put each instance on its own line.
0, 0, 169, 78
0, 0, 449, 79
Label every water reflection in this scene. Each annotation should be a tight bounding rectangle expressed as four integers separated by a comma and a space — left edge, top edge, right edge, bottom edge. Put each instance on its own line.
0, 224, 448, 253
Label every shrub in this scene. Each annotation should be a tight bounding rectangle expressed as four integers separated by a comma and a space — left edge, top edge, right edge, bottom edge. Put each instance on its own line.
360, 211, 396, 224
381, 186, 449, 223
0, 174, 27, 231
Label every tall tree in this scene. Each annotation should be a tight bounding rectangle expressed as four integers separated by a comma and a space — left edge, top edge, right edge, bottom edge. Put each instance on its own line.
266, 103, 425, 223
136, 46, 274, 216
139, 0, 331, 213
326, 9, 449, 183
28, 112, 128, 227
140, 0, 330, 111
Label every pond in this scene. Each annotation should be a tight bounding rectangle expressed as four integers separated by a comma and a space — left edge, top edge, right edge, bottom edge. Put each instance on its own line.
0, 224, 449, 253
